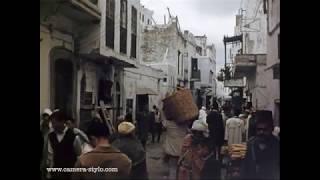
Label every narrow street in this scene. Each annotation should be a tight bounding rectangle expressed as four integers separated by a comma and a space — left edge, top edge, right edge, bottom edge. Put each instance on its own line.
40, 0, 280, 179
146, 138, 167, 180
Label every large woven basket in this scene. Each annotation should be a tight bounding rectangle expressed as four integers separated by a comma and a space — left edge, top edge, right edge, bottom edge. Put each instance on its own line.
162, 89, 199, 123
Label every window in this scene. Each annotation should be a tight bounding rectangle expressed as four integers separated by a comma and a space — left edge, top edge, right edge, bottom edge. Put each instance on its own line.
147, 19, 151, 25
178, 51, 181, 75
106, 0, 115, 49
142, 15, 144, 22
131, 6, 137, 58
196, 47, 202, 55
126, 99, 133, 114
120, 0, 127, 54
192, 58, 198, 71
163, 77, 167, 82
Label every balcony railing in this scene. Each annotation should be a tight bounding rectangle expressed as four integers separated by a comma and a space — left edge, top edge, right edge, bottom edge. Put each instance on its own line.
233, 54, 266, 78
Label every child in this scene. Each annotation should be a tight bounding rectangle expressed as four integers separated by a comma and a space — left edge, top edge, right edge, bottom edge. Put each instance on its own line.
197, 138, 221, 180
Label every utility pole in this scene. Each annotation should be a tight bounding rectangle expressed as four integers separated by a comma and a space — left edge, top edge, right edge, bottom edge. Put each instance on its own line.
224, 36, 227, 71
167, 7, 172, 18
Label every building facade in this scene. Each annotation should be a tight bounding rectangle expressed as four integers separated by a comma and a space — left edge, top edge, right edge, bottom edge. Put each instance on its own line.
229, 0, 279, 125
231, 0, 269, 110
40, 0, 146, 128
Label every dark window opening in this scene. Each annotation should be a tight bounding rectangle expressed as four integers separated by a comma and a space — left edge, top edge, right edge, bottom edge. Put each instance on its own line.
126, 99, 133, 114
116, 82, 121, 117
142, 15, 144, 22
178, 51, 181, 75
98, 79, 113, 104
192, 58, 198, 71
120, 0, 127, 54
163, 77, 167, 82
131, 6, 137, 58
196, 47, 202, 55
54, 59, 74, 118
106, 0, 115, 49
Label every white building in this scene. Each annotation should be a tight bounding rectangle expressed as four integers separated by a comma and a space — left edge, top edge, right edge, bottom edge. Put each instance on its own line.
264, 0, 280, 126
231, 0, 269, 110
40, 0, 148, 128
194, 41, 217, 108
230, 0, 280, 125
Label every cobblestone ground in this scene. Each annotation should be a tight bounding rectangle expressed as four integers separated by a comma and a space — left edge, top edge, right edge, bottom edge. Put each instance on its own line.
145, 132, 227, 180
145, 134, 168, 180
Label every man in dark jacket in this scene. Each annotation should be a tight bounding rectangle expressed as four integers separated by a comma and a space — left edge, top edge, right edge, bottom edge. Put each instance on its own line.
207, 104, 225, 161
241, 110, 280, 180
136, 107, 150, 148
112, 122, 148, 180
47, 110, 83, 180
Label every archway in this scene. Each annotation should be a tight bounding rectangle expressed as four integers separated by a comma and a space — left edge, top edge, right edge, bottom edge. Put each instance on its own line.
50, 47, 76, 119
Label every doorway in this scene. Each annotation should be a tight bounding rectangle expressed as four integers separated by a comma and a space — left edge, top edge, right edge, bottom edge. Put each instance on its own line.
53, 58, 74, 118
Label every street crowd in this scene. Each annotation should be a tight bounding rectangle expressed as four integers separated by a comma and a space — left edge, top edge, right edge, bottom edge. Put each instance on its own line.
40, 102, 280, 180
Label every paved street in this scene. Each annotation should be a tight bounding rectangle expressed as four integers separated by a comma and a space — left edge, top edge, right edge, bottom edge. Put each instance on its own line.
146, 134, 168, 180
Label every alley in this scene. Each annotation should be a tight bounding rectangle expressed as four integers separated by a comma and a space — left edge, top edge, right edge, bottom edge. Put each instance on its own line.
40, 0, 280, 180
146, 138, 167, 180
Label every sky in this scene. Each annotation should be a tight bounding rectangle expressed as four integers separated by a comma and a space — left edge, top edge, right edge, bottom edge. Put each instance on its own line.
140, 0, 241, 72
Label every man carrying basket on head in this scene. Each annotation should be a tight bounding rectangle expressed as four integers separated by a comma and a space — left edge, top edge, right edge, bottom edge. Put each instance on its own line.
162, 87, 199, 180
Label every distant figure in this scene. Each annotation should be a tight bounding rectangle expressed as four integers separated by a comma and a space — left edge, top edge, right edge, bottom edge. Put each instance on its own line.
40, 108, 53, 134
149, 106, 156, 143
198, 138, 221, 180
137, 106, 150, 149
72, 120, 132, 180
152, 105, 162, 143
241, 110, 280, 180
112, 122, 148, 180
273, 126, 280, 138
198, 106, 208, 126
40, 108, 53, 179
247, 110, 257, 140
225, 110, 245, 145
239, 114, 248, 142
207, 105, 225, 161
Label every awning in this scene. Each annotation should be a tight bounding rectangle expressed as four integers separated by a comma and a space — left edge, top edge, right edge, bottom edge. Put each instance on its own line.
136, 87, 158, 95
79, 53, 137, 68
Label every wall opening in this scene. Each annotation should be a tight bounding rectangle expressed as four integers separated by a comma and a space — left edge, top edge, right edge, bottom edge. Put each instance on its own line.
120, 0, 127, 54
131, 6, 137, 58
106, 0, 115, 49
53, 59, 74, 118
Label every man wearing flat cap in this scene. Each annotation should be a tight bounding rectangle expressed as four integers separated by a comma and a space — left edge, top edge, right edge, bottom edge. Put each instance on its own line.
241, 110, 280, 180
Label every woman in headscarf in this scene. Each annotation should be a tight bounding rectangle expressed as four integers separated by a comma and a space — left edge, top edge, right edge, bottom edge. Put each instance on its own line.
177, 120, 209, 180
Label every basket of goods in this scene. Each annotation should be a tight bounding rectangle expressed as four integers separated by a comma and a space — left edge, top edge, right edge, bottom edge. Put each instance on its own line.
162, 88, 199, 123
228, 143, 247, 160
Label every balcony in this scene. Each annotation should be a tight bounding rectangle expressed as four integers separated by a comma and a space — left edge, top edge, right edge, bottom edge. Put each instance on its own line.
191, 70, 201, 81
233, 54, 266, 78
41, 0, 101, 24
